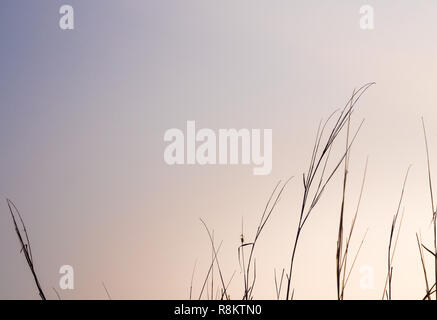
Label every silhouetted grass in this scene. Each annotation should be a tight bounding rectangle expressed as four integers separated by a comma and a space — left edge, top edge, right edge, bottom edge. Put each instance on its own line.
6, 199, 46, 300
12, 82, 437, 300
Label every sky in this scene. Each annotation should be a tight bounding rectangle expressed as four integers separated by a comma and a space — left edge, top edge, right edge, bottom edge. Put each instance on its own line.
1, 0, 437, 299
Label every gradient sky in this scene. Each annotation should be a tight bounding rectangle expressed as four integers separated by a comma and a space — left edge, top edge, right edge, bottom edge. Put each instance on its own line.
2, 0, 437, 299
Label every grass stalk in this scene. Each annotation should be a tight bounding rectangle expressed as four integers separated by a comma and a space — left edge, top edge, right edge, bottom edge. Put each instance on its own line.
6, 199, 46, 300
285, 83, 375, 300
